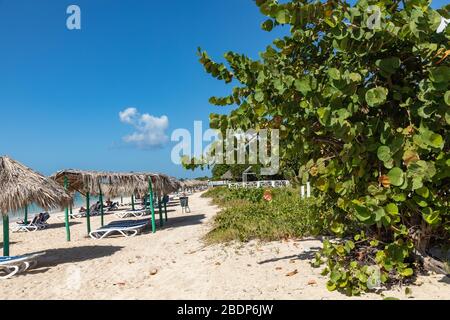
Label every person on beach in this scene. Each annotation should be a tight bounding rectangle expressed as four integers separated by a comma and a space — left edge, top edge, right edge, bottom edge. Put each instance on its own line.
106, 199, 119, 211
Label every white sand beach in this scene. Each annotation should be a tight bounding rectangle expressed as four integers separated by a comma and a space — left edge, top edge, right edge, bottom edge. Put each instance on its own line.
1, 191, 449, 300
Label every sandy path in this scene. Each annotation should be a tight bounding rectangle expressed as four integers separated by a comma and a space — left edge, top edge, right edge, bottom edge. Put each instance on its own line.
1, 192, 448, 300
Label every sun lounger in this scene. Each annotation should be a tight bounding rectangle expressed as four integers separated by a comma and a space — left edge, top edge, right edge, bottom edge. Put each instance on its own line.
0, 252, 45, 279
114, 208, 150, 219
89, 220, 149, 239
56, 208, 100, 221
12, 213, 50, 233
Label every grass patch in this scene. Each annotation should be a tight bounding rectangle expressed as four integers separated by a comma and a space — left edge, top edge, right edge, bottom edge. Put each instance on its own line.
203, 187, 334, 243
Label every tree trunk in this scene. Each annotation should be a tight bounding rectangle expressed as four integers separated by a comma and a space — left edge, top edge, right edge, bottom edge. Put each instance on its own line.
413, 222, 448, 275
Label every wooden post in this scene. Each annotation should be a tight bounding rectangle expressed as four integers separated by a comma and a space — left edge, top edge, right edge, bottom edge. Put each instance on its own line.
164, 196, 168, 222
99, 183, 104, 227
86, 192, 91, 235
2, 215, 9, 256
24, 206, 28, 224
131, 194, 135, 211
158, 196, 163, 227
64, 176, 71, 241
148, 178, 156, 233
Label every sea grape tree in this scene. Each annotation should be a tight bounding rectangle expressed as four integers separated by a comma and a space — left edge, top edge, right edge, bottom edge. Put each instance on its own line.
197, 0, 449, 294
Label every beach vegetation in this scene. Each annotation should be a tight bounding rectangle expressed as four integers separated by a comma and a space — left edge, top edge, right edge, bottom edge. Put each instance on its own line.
203, 187, 334, 243
198, 0, 449, 295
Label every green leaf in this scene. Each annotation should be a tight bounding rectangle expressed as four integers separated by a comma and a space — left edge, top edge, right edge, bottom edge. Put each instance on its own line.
316, 177, 329, 192
429, 133, 444, 149
429, 66, 450, 83
445, 112, 450, 125
385, 203, 399, 215
370, 240, 379, 247
326, 281, 337, 291
366, 87, 388, 107
348, 72, 362, 83
331, 221, 344, 235
328, 68, 341, 80
275, 9, 289, 24
422, 207, 440, 225
392, 193, 406, 201
400, 268, 414, 277
294, 78, 311, 95
330, 270, 342, 282
317, 107, 331, 125
387, 167, 404, 187
254, 90, 264, 102
415, 186, 429, 198
375, 57, 401, 77
413, 195, 428, 207
374, 208, 386, 222
254, 104, 265, 117
445, 91, 450, 106
261, 19, 274, 31
345, 240, 355, 251
353, 204, 372, 222
377, 146, 392, 162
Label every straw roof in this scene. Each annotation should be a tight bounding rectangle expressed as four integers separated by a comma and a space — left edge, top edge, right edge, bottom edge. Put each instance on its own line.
221, 170, 233, 180
0, 156, 72, 215
51, 170, 180, 197
180, 179, 208, 188
132, 173, 180, 196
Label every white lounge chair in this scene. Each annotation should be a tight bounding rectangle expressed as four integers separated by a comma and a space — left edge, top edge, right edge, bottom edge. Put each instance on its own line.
0, 252, 45, 279
56, 207, 101, 221
114, 208, 150, 219
89, 220, 149, 240
12, 213, 50, 233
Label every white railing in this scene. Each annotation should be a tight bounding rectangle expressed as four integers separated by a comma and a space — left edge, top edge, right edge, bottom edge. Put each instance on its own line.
208, 181, 229, 187
227, 180, 290, 189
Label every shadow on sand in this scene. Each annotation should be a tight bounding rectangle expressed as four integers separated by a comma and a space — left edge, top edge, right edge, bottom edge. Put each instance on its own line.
34, 245, 124, 267
46, 221, 82, 230
11, 245, 123, 277
257, 246, 322, 265
166, 203, 180, 208
162, 214, 206, 229
0, 241, 18, 248
438, 275, 450, 285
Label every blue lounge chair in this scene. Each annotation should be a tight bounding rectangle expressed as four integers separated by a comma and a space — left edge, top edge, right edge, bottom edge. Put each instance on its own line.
0, 252, 45, 279
89, 220, 149, 239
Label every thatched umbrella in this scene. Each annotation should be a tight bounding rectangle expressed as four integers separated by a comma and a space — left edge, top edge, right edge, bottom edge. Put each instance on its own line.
181, 179, 207, 190
168, 176, 182, 192
51, 170, 177, 235
0, 156, 72, 256
131, 173, 181, 227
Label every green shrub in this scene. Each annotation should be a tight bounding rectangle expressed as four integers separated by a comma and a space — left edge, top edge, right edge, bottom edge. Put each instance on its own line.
204, 187, 335, 243
203, 187, 264, 204
196, 0, 449, 296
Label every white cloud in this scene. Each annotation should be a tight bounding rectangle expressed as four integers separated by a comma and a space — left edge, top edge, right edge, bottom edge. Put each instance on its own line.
119, 107, 169, 149
119, 107, 138, 124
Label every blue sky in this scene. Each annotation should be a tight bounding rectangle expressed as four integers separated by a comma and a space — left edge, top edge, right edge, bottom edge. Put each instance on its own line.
0, 0, 447, 178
